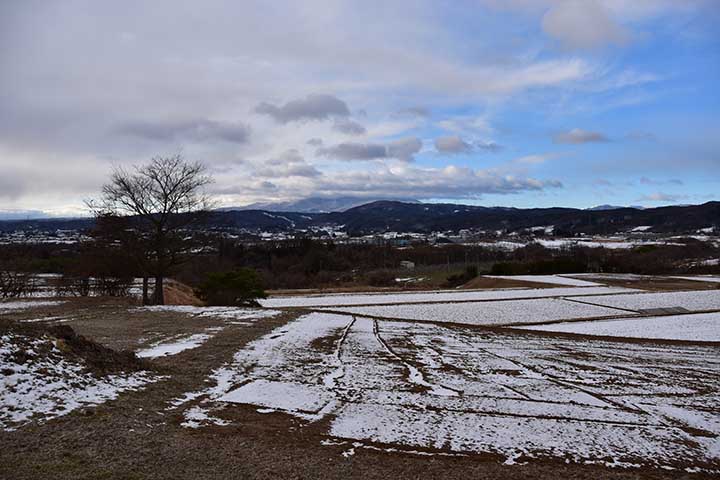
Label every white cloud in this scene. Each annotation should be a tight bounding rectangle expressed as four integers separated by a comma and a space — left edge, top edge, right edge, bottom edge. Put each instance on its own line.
515, 153, 557, 165
638, 192, 687, 203
553, 128, 609, 144
214, 162, 562, 205
542, 0, 630, 49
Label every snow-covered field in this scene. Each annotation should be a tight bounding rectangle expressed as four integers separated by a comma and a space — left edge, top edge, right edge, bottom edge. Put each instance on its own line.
474, 238, 689, 251
569, 273, 646, 280
260, 286, 637, 308
483, 275, 603, 287
671, 276, 720, 284
514, 312, 720, 342
170, 312, 720, 471
321, 298, 629, 326
0, 332, 156, 431
566, 290, 720, 313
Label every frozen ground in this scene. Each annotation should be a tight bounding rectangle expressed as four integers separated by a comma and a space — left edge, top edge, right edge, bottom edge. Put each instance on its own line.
0, 332, 156, 431
483, 275, 603, 287
136, 327, 224, 358
566, 290, 720, 313
134, 307, 283, 357
514, 312, 720, 342
133, 305, 281, 322
671, 276, 720, 284
260, 286, 637, 308
171, 312, 720, 471
0, 300, 63, 312
321, 298, 630, 326
569, 273, 646, 281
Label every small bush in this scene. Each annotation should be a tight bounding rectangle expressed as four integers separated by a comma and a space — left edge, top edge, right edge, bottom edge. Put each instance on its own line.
444, 265, 479, 288
366, 270, 397, 287
0, 270, 36, 298
197, 269, 267, 306
55, 275, 91, 297
490, 258, 586, 275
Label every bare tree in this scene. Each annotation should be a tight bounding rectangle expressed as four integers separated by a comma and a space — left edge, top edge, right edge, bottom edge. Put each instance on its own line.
89, 154, 213, 305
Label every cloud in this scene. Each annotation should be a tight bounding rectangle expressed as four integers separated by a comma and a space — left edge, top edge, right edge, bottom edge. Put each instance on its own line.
116, 119, 250, 143
332, 119, 367, 135
317, 143, 387, 161
317, 137, 422, 162
306, 138, 323, 146
386, 137, 423, 162
218, 163, 563, 202
0, 171, 27, 200
0, 209, 50, 220
435, 135, 473, 154
0, 0, 715, 213
542, 0, 630, 49
394, 107, 430, 118
476, 141, 503, 153
625, 131, 657, 142
514, 153, 557, 165
255, 94, 350, 123
255, 150, 321, 178
640, 177, 683, 186
638, 192, 688, 202
312, 165, 562, 199
553, 128, 609, 144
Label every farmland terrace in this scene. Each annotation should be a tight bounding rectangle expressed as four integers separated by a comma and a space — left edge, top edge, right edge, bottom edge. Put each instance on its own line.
1, 273, 719, 479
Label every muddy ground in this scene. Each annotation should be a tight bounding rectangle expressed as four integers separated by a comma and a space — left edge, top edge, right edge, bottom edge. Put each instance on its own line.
1, 298, 716, 479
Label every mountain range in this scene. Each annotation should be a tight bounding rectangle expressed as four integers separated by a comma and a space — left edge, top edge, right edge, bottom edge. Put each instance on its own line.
219, 196, 420, 213
2, 200, 718, 236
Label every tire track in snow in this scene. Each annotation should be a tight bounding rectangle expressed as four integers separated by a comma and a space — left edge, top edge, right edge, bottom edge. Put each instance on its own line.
323, 315, 357, 389
372, 318, 460, 397
465, 339, 641, 413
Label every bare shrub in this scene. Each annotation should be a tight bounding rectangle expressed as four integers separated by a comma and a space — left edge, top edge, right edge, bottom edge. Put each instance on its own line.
0, 270, 36, 298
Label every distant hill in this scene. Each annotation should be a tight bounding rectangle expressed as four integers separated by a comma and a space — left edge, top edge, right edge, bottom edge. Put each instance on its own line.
0, 210, 52, 220
222, 197, 420, 213
587, 204, 644, 211
1, 200, 718, 236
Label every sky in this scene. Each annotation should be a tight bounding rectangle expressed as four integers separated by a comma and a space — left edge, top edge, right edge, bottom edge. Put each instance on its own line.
1, 0, 719, 217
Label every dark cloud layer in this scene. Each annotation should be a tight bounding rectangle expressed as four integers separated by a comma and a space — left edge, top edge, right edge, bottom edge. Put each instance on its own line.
435, 135, 473, 154
435, 136, 502, 154
318, 137, 422, 162
333, 119, 367, 135
255, 94, 350, 123
117, 119, 250, 144
255, 150, 321, 178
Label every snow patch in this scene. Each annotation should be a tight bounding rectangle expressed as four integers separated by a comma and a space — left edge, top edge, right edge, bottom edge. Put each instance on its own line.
261, 286, 637, 308
514, 312, 720, 342
1, 333, 157, 430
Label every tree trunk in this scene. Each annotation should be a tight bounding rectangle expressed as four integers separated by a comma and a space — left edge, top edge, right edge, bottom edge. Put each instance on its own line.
142, 276, 150, 305
153, 275, 164, 305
